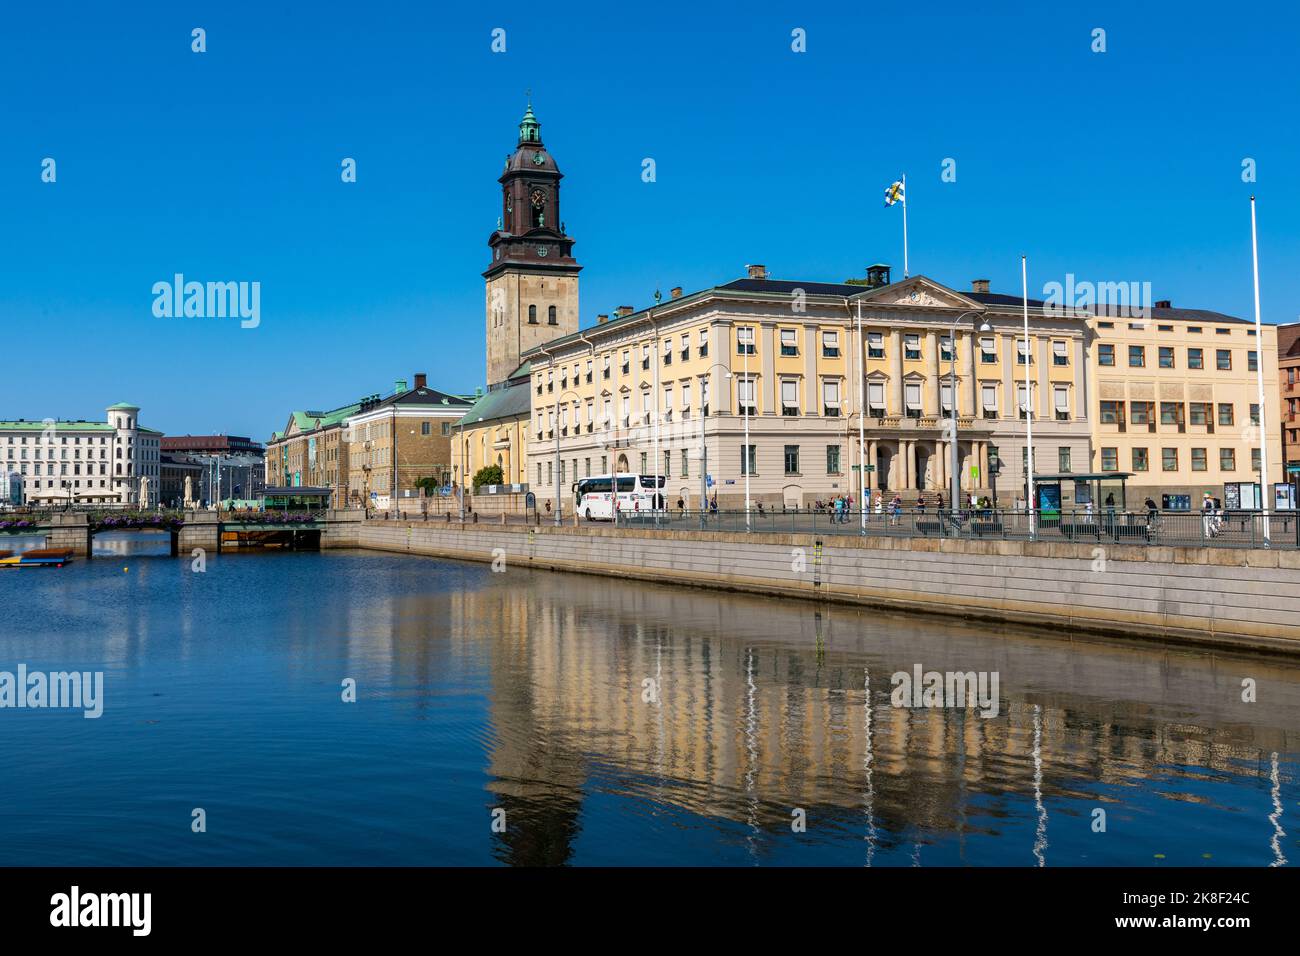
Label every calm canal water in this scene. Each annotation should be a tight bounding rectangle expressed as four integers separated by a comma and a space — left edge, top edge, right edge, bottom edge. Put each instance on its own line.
1, 531, 1297, 866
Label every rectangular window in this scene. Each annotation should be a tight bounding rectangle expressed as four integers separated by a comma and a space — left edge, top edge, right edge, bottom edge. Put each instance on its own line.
680, 449, 689, 478
904, 334, 921, 361
981, 384, 997, 419
421, 421, 431, 436
784, 445, 800, 475
780, 329, 798, 356
826, 445, 841, 474
662, 340, 671, 365
1252, 447, 1262, 472
640, 452, 648, 473
1132, 447, 1149, 472
1248, 350, 1258, 372
1250, 403, 1260, 426
781, 379, 799, 416
1189, 402, 1208, 426
737, 327, 755, 355
1058, 447, 1071, 473
1191, 447, 1207, 471
1188, 347, 1203, 369
737, 378, 756, 415
867, 332, 884, 359
940, 382, 953, 413
821, 331, 840, 358
1017, 383, 1030, 419
740, 444, 756, 476
1160, 401, 1183, 427
1129, 345, 1145, 367
822, 379, 841, 416
1220, 447, 1236, 471
1216, 349, 1232, 370
1130, 401, 1152, 425
869, 382, 886, 416
1052, 340, 1068, 366
1017, 339, 1031, 364
940, 335, 953, 362
441, 422, 451, 436
1101, 447, 1118, 471
1100, 400, 1123, 425
1098, 343, 1115, 366
904, 382, 922, 418
681, 382, 691, 410
1053, 386, 1069, 421
1162, 448, 1179, 472
1158, 346, 1175, 369
980, 337, 997, 364
1218, 403, 1234, 426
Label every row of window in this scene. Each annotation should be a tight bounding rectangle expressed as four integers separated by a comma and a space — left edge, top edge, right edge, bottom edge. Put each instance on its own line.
1099, 446, 1260, 473
3, 462, 156, 477
539, 330, 714, 392
3, 434, 112, 444
526, 305, 559, 326
1098, 401, 1260, 428
1098, 344, 1258, 371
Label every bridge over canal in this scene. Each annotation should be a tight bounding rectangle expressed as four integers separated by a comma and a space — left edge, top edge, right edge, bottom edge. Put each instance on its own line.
1, 510, 364, 558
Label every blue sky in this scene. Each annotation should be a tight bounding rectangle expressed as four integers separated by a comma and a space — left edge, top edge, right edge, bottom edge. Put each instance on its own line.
2, 1, 1296, 439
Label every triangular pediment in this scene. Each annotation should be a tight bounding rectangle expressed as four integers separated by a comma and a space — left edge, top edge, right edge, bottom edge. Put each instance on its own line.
853, 275, 983, 311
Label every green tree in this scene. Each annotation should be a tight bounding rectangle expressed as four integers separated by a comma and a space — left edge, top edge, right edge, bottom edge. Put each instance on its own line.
472, 465, 504, 490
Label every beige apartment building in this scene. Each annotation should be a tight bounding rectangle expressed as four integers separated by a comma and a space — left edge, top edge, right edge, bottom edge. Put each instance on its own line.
267, 401, 360, 508
1087, 305, 1284, 508
521, 266, 1092, 511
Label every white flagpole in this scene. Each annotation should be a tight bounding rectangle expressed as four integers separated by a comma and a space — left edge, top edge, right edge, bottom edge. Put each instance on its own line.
1250, 195, 1272, 547
857, 299, 866, 533
901, 174, 909, 278
1022, 255, 1036, 540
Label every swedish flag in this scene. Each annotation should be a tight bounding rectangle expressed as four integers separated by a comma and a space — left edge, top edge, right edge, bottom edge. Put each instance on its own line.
884, 180, 905, 206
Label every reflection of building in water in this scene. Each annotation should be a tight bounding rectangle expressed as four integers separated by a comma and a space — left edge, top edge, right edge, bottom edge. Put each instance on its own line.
387, 566, 1300, 864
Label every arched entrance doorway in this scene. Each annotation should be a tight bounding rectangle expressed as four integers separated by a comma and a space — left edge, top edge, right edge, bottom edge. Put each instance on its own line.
615, 453, 629, 473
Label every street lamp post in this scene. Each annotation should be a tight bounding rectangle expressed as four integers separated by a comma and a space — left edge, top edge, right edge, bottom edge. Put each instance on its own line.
554, 389, 581, 527
947, 310, 993, 520
741, 326, 752, 531
699, 361, 733, 530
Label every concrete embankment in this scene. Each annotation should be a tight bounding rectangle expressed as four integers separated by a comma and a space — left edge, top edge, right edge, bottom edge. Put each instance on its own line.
336, 518, 1300, 653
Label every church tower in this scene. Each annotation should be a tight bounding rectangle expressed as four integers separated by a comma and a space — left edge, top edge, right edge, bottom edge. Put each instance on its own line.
484, 104, 581, 386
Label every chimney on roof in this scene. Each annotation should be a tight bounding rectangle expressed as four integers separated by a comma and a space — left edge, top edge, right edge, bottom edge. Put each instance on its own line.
670, 286, 683, 299
1154, 299, 1171, 309
395, 379, 407, 395
971, 279, 990, 294
597, 313, 609, 324
615, 305, 634, 317
414, 372, 427, 389
747, 264, 768, 280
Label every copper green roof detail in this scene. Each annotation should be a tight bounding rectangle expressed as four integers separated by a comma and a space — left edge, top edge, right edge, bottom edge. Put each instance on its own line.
106, 402, 140, 410
457, 380, 531, 426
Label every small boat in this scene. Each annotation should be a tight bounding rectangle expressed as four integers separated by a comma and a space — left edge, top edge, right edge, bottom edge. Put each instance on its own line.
0, 548, 76, 568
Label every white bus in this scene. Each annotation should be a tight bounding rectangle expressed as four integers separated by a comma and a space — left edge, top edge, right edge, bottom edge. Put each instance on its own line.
574, 473, 666, 520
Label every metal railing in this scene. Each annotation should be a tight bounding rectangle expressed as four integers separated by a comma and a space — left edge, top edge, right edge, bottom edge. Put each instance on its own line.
609, 507, 1300, 549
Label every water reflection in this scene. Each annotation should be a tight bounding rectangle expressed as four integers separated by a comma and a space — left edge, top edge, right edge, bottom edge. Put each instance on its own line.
368, 558, 1299, 866
2, 550, 1297, 866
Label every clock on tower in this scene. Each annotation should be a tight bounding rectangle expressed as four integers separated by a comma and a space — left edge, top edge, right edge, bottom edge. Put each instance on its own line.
483, 103, 582, 387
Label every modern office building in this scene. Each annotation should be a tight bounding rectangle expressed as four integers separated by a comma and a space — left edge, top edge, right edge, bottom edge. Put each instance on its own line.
1087, 304, 1284, 508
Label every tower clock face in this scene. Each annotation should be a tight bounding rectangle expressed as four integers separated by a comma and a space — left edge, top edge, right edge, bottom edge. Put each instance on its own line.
530, 188, 546, 208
